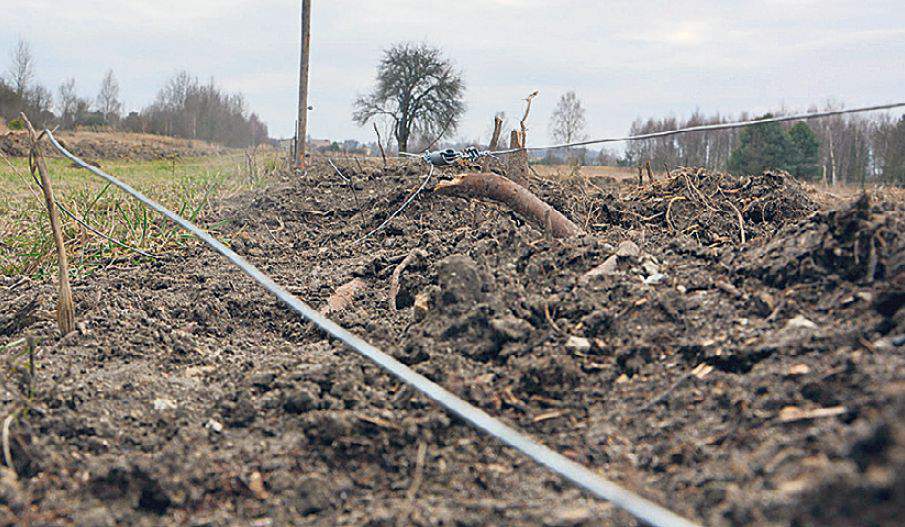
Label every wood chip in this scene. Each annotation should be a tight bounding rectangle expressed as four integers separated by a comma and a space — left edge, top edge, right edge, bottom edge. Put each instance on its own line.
779, 406, 845, 423
787, 364, 811, 376
532, 410, 568, 423
691, 363, 713, 379
248, 471, 269, 500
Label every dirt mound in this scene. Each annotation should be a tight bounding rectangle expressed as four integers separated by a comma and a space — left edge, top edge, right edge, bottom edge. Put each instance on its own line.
1, 129, 230, 160
1, 160, 902, 526
738, 194, 904, 288
604, 168, 817, 245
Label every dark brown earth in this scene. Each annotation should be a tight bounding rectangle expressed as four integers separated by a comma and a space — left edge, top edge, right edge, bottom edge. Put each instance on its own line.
0, 161, 903, 526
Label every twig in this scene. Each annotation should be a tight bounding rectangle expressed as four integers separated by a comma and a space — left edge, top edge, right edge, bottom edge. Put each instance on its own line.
396, 441, 427, 527
388, 248, 427, 311
2, 412, 16, 475
22, 113, 75, 335
519, 91, 539, 144
725, 201, 746, 245
373, 122, 388, 169
665, 196, 687, 231
356, 165, 435, 244
326, 158, 361, 208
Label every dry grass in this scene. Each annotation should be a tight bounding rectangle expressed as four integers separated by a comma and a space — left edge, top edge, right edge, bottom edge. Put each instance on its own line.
0, 151, 282, 278
530, 164, 650, 181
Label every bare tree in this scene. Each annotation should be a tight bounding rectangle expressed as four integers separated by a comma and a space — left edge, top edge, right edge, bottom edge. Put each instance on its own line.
6, 38, 34, 97
57, 78, 90, 129
550, 91, 587, 145
96, 69, 123, 124
353, 42, 465, 153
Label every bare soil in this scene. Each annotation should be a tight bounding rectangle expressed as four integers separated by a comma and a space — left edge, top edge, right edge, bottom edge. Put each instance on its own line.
0, 161, 902, 526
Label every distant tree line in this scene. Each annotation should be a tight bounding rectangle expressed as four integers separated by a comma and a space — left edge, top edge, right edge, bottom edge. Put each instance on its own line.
623, 108, 905, 186
0, 39, 269, 148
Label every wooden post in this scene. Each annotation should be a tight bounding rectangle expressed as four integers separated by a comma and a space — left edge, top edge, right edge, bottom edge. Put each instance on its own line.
489, 114, 504, 151
507, 130, 528, 186
22, 115, 75, 335
295, 0, 312, 168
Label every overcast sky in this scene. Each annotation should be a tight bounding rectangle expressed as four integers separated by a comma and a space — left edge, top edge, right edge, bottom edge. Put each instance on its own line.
4, 1, 904, 145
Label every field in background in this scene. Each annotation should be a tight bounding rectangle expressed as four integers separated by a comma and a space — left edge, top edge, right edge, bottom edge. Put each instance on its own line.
0, 152, 278, 278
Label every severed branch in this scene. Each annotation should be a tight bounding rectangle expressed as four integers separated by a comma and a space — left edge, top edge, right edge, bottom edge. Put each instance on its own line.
519, 90, 539, 145
388, 248, 427, 311
435, 173, 583, 239
488, 114, 504, 151
373, 122, 388, 169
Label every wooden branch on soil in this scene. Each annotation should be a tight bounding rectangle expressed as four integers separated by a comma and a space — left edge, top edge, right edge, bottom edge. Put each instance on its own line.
22, 114, 75, 335
373, 122, 388, 169
434, 173, 584, 239
388, 249, 427, 312
321, 278, 367, 314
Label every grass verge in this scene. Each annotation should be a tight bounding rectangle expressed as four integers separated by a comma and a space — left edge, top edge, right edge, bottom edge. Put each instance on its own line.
1, 152, 281, 279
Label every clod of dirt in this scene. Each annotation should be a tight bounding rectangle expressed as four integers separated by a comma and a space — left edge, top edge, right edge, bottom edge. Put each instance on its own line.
218, 391, 256, 428
88, 463, 173, 515
0, 467, 22, 510
282, 383, 321, 414
437, 255, 486, 307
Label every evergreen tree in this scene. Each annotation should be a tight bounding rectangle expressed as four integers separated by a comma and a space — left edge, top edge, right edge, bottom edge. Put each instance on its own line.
728, 115, 795, 175
788, 122, 820, 180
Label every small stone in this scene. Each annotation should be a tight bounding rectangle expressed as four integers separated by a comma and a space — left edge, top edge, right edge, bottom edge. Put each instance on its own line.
581, 254, 619, 283
152, 398, 177, 411
676, 285, 687, 294
641, 260, 660, 276
644, 273, 667, 285
788, 364, 811, 376
615, 240, 641, 258
565, 336, 591, 353
295, 476, 332, 515
785, 315, 818, 331
205, 419, 224, 433
490, 316, 533, 342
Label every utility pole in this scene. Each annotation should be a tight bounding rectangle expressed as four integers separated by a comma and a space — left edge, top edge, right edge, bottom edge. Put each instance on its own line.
296, 0, 311, 168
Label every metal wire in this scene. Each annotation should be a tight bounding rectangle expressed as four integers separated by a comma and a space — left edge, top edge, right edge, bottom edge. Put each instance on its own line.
45, 129, 701, 527
355, 164, 435, 244
488, 101, 905, 155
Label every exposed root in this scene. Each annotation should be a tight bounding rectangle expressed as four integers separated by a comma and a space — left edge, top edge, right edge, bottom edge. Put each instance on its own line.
434, 172, 584, 238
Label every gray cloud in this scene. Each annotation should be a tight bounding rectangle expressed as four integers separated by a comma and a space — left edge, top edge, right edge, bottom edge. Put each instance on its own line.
4, 0, 903, 144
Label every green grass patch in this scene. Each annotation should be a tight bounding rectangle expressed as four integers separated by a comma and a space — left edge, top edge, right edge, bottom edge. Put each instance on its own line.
0, 152, 282, 279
